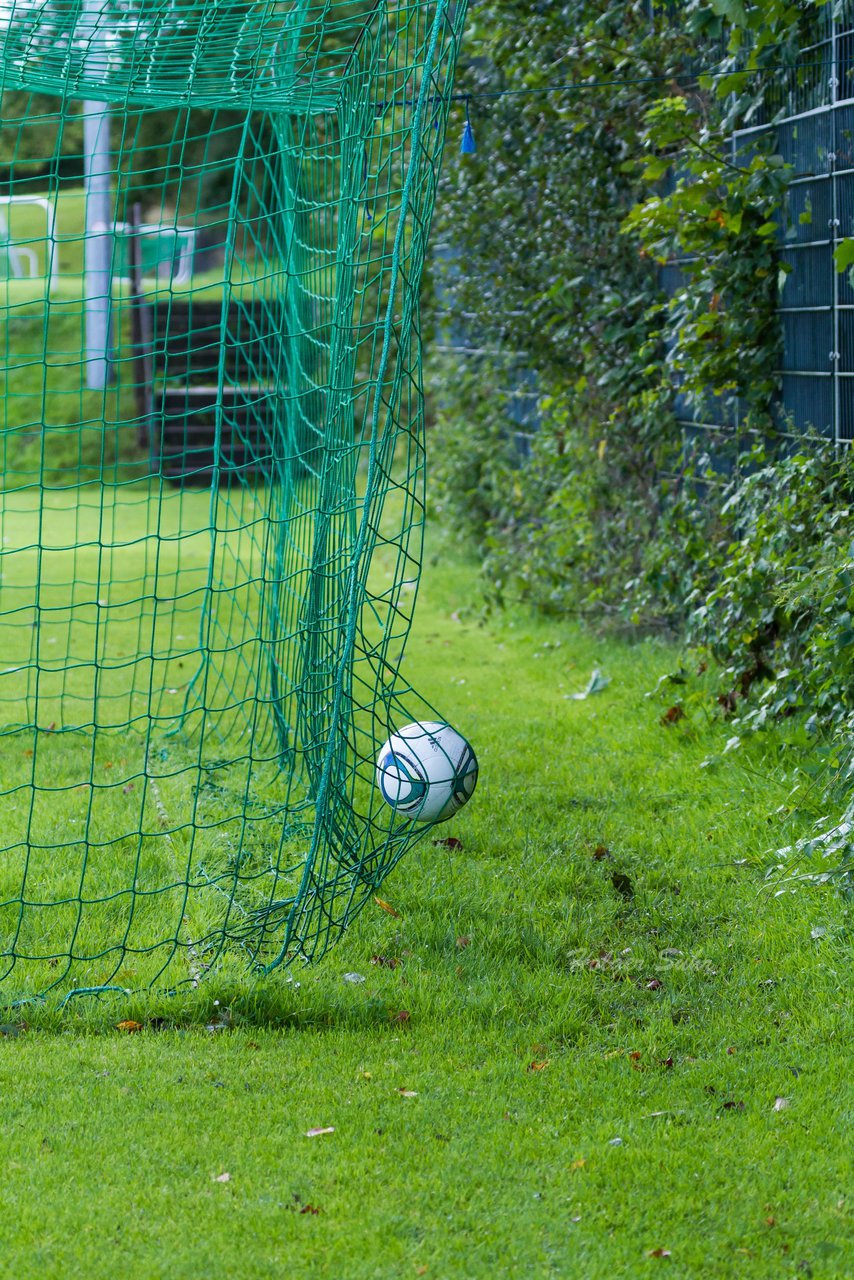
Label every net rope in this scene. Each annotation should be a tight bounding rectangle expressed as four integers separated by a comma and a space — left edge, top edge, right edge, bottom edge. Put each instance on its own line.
0, 0, 468, 1000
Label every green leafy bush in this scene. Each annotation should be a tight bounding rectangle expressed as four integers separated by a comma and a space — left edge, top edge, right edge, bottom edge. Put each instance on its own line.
686, 444, 854, 737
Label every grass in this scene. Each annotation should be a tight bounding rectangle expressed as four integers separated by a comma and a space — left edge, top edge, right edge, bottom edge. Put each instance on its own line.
0, 507, 851, 1277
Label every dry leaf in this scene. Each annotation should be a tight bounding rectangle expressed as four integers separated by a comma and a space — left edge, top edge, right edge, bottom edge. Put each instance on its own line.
214, 1171, 231, 1183
374, 896, 400, 918
660, 705, 685, 726
528, 1060, 550, 1072
300, 1204, 321, 1215
629, 1050, 642, 1061
398, 1088, 418, 1098
570, 1158, 586, 1171
116, 1020, 143, 1034
648, 1248, 672, 1259
305, 1126, 335, 1138
371, 955, 400, 969
646, 979, 663, 991
592, 844, 612, 861
390, 1009, 410, 1024
434, 837, 463, 851
456, 935, 471, 949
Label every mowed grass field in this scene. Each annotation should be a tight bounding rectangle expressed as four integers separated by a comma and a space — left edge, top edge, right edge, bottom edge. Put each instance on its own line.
0, 506, 851, 1278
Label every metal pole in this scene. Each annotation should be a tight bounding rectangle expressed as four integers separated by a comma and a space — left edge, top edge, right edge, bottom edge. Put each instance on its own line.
82, 0, 113, 389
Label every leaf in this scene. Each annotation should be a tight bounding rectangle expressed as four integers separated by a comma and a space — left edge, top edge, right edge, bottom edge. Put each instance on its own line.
528, 1060, 550, 1072
305, 1126, 335, 1138
592, 844, 612, 861
214, 1171, 231, 1183
371, 955, 400, 969
433, 836, 463, 851
835, 238, 854, 272
722, 1100, 745, 1111
390, 1009, 410, 1024
570, 1158, 586, 1171
570, 668, 610, 700
374, 897, 400, 918
398, 1088, 418, 1098
116, 1020, 143, 1034
648, 1248, 672, 1259
300, 1204, 321, 1215
660, 704, 686, 726
456, 935, 471, 949
646, 979, 663, 991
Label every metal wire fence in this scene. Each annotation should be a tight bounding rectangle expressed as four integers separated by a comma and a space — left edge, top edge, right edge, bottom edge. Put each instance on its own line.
675, 3, 854, 446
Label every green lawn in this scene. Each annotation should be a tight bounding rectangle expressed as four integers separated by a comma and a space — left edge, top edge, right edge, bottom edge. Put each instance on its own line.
0, 515, 851, 1278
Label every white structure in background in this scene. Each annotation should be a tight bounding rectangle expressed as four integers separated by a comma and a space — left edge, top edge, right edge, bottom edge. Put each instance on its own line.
0, 196, 59, 283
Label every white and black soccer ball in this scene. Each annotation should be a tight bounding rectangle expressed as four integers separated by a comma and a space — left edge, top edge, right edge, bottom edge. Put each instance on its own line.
376, 721, 478, 824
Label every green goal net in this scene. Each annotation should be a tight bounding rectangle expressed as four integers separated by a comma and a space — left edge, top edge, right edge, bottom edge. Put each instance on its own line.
0, 0, 470, 1002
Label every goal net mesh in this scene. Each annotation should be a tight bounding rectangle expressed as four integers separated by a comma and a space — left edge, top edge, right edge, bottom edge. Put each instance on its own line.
0, 0, 468, 1000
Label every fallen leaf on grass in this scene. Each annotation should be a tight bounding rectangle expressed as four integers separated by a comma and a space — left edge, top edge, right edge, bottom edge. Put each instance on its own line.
214, 1172, 231, 1183
569, 668, 610, 700
570, 1158, 586, 1171
116, 1020, 143, 1034
648, 1248, 672, 1259
659, 1056, 674, 1069
374, 897, 400, 918
722, 1100, 745, 1111
456, 935, 471, 949
300, 1204, 321, 1215
629, 1050, 642, 1061
660, 705, 685, 726
773, 1096, 791, 1111
371, 955, 400, 969
433, 837, 463, 851
528, 1060, 550, 1072
390, 1009, 410, 1024
305, 1127, 335, 1138
646, 979, 663, 991
592, 844, 612, 861
398, 1088, 418, 1098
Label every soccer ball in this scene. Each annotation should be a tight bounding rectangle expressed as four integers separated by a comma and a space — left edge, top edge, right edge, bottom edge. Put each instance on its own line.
376, 721, 478, 823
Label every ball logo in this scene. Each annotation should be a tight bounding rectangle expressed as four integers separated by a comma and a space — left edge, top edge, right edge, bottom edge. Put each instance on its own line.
378, 750, 427, 811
